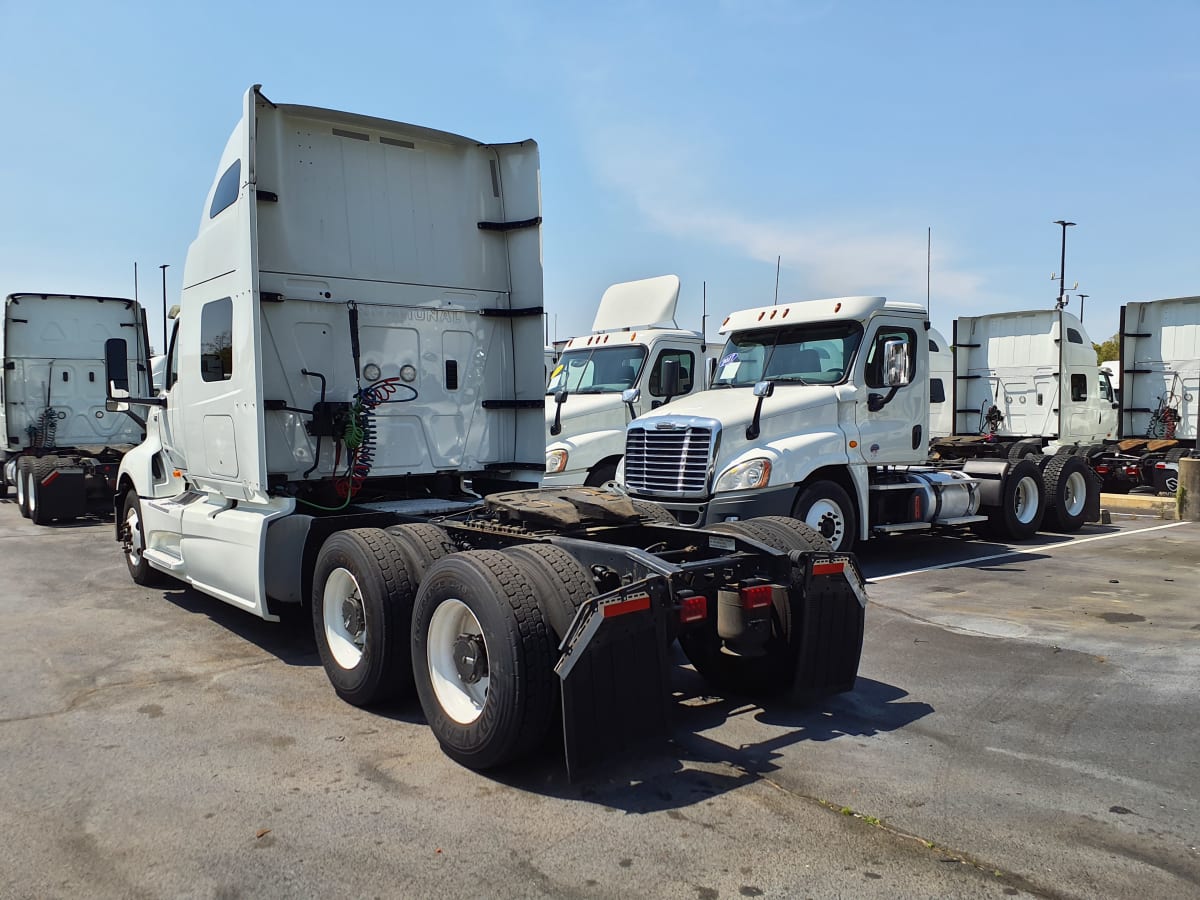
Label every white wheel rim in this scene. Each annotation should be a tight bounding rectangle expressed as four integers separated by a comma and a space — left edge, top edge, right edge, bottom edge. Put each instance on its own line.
16, 468, 26, 507
28, 473, 37, 515
427, 597, 489, 725
1063, 471, 1088, 517
323, 567, 367, 670
125, 503, 145, 566
1014, 475, 1039, 524
804, 499, 845, 549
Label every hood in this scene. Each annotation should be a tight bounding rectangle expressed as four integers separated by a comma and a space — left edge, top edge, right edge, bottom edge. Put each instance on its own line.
545, 392, 627, 441
635, 384, 841, 435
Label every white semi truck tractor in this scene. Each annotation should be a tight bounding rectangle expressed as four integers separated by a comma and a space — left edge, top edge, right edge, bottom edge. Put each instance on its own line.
544, 274, 714, 487
104, 86, 869, 775
932, 307, 1117, 452
1091, 295, 1200, 493
619, 296, 1101, 552
1, 292, 152, 524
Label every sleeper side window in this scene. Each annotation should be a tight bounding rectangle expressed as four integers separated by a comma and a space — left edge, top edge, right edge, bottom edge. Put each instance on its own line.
200, 298, 234, 382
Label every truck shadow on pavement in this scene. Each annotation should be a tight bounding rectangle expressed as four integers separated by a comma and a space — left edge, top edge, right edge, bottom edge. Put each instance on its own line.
156, 583, 935, 798
159, 585, 324, 669
494, 665, 934, 813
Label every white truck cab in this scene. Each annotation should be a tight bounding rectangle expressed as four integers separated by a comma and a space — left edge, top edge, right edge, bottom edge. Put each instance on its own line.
103, 86, 870, 776
942, 309, 1117, 448
622, 296, 1099, 550
544, 274, 712, 486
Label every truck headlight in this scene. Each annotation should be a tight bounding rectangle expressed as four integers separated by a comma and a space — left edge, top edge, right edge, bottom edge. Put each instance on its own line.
546, 449, 569, 474
714, 458, 772, 492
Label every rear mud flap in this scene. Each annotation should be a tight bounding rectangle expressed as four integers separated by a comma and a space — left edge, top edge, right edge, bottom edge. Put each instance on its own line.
41, 467, 88, 520
790, 555, 868, 701
556, 586, 672, 780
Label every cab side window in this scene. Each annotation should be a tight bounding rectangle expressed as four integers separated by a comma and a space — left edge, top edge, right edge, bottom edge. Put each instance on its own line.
648, 349, 696, 397
200, 298, 234, 382
1071, 373, 1087, 402
864, 327, 916, 389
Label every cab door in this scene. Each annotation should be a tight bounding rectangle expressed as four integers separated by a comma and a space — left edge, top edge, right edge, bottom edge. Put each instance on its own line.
854, 319, 926, 464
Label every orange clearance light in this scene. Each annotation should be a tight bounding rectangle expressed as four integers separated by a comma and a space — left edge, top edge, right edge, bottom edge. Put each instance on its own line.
173, 470, 182, 478
782, 308, 789, 317
630, 332, 637, 340
757, 311, 766, 320
834, 302, 842, 313
722, 316, 730, 327
849, 440, 858, 448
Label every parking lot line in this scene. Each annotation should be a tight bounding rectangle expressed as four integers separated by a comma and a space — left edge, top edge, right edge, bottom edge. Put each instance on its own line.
869, 521, 1192, 582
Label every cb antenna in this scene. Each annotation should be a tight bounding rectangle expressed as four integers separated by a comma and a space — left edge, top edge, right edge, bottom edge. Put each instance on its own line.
926, 227, 931, 318
773, 255, 781, 305
700, 281, 707, 353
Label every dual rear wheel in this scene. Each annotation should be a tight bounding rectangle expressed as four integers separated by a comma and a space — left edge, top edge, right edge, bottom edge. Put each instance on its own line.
311, 526, 592, 770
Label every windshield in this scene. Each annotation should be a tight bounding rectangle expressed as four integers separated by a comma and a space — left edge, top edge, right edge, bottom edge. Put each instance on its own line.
713, 321, 863, 387
546, 345, 648, 394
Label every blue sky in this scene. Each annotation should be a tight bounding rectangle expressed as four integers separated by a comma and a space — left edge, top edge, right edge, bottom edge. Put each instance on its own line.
2, 0, 1196, 352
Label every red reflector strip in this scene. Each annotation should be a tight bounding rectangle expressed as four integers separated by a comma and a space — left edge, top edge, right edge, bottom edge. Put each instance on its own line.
41, 470, 60, 487
740, 584, 774, 610
602, 593, 650, 618
812, 561, 845, 576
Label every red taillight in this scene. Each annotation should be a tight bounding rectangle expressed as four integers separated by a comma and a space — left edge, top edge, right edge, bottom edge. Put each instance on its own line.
679, 594, 707, 623
1156, 462, 1167, 470
1095, 465, 1110, 474
1124, 466, 1140, 477
740, 584, 774, 610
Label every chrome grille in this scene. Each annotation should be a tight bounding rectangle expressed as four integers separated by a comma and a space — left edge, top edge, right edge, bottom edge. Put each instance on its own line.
624, 420, 716, 498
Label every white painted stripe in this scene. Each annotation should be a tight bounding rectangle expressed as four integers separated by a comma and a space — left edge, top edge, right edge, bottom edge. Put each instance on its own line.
869, 521, 1193, 582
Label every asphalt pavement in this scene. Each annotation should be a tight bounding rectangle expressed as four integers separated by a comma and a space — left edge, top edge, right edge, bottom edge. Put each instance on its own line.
0, 499, 1196, 899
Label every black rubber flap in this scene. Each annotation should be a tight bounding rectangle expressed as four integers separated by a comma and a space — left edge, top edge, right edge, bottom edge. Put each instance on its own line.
791, 560, 866, 702
558, 595, 672, 780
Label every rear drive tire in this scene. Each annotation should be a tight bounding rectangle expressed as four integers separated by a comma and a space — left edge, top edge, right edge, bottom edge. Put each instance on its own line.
680, 518, 800, 696
983, 458, 1045, 540
312, 528, 417, 707
1042, 454, 1093, 532
632, 498, 677, 525
16, 457, 32, 518
506, 543, 594, 643
412, 550, 556, 770
384, 523, 454, 583
1008, 439, 1043, 462
29, 457, 59, 526
792, 480, 856, 552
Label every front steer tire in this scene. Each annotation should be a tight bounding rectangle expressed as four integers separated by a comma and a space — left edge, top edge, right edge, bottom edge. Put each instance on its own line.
312, 528, 417, 707
412, 550, 556, 771
121, 489, 169, 586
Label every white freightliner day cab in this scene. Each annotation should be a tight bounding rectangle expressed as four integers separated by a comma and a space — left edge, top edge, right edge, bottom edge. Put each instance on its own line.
1, 292, 152, 524
544, 274, 714, 487
104, 86, 871, 775
619, 296, 1101, 552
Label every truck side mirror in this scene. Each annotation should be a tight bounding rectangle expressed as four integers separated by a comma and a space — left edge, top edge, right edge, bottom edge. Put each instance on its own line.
550, 388, 568, 436
106, 338, 130, 392
883, 338, 911, 387
105, 338, 130, 411
659, 358, 680, 402
622, 387, 641, 420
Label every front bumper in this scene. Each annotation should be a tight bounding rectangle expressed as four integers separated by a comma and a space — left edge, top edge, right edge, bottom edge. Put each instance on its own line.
636, 484, 797, 527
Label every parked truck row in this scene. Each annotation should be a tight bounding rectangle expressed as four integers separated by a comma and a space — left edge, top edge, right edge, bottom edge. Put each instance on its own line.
98, 85, 868, 776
